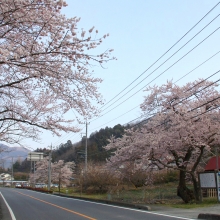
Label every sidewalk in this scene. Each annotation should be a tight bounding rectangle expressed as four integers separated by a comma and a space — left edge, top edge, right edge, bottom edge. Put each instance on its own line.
149, 204, 220, 219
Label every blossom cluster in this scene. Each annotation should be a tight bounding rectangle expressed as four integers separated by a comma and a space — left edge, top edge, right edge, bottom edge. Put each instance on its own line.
0, 0, 115, 144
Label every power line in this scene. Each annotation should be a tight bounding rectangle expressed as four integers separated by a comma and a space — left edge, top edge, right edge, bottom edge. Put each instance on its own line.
88, 51, 220, 136
176, 70, 220, 105
174, 50, 220, 84
99, 2, 220, 110
101, 17, 220, 113
54, 49, 220, 148
190, 100, 220, 119
87, 96, 220, 159
109, 55, 220, 127
51, 3, 220, 148
98, 27, 220, 119
52, 125, 84, 146
90, 50, 220, 129
90, 47, 220, 127
190, 94, 220, 113
51, 108, 86, 147
90, 105, 141, 132
130, 74, 220, 128
55, 78, 220, 159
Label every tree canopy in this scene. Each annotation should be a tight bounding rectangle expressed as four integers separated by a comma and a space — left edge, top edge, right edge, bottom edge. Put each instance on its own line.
105, 80, 220, 203
29, 158, 75, 186
0, 0, 115, 144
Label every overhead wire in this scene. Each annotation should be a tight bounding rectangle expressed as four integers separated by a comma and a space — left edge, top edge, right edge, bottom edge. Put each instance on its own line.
87, 76, 220, 159
190, 100, 220, 119
52, 124, 85, 147
49, 58, 220, 151
99, 2, 220, 110
100, 15, 220, 114
89, 51, 220, 133
83, 76, 220, 158
51, 2, 220, 150
129, 72, 220, 128
94, 27, 220, 120
174, 50, 220, 83
90, 105, 141, 131
77, 3, 220, 158
154, 95, 220, 129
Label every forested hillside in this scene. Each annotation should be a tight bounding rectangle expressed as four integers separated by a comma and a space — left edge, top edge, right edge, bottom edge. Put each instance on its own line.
15, 124, 126, 172
53, 124, 125, 164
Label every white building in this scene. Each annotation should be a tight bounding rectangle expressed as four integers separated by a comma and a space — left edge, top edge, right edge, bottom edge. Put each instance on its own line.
0, 173, 14, 181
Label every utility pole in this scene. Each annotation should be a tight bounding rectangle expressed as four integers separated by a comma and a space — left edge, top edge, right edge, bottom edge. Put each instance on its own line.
33, 161, 35, 187
59, 166, 61, 194
30, 161, 32, 186
11, 157, 13, 187
216, 147, 219, 172
85, 121, 88, 172
81, 120, 90, 172
48, 144, 52, 191
1, 159, 5, 171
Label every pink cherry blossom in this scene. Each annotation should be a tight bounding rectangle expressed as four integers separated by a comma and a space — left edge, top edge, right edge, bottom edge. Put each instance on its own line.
105, 79, 220, 203
0, 0, 115, 144
29, 158, 75, 186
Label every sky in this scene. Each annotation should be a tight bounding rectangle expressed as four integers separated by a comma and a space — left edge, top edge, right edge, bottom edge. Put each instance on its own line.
15, 0, 220, 150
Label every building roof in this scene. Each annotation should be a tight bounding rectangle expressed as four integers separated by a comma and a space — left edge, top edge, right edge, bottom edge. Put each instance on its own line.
205, 156, 220, 171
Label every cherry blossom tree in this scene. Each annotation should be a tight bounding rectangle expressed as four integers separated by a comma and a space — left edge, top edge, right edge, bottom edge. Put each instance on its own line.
30, 158, 75, 186
105, 79, 220, 203
0, 0, 115, 144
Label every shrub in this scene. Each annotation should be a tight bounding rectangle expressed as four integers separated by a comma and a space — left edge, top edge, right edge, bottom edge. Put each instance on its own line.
154, 170, 179, 184
21, 186, 53, 194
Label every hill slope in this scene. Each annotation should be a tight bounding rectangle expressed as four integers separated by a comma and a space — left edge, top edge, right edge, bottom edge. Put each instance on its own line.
0, 144, 30, 168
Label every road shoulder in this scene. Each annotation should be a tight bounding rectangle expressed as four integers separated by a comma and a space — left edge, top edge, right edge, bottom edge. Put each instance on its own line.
0, 191, 13, 220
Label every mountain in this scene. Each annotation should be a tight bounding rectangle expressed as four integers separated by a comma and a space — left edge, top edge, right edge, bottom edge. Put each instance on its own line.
51, 124, 126, 164
0, 143, 30, 169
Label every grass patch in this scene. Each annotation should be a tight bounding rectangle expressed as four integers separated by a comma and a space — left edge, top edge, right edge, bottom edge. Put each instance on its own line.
166, 198, 219, 209
58, 182, 181, 203
55, 183, 220, 208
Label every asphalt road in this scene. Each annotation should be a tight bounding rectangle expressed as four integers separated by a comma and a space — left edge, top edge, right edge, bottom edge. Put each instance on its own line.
0, 188, 192, 220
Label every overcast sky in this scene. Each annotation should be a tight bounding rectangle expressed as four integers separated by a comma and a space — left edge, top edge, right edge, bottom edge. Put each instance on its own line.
19, 0, 220, 150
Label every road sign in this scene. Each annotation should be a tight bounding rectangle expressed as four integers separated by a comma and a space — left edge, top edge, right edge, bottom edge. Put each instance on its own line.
199, 172, 216, 188
27, 152, 44, 161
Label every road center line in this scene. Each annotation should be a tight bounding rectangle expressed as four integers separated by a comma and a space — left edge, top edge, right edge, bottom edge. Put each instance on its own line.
15, 191, 96, 220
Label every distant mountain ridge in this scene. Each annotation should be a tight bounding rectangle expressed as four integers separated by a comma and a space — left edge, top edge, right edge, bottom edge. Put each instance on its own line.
0, 143, 30, 168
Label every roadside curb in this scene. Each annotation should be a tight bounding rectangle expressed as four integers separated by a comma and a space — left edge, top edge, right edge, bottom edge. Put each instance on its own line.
15, 189, 220, 219
53, 193, 151, 211
53, 193, 220, 219
198, 213, 220, 220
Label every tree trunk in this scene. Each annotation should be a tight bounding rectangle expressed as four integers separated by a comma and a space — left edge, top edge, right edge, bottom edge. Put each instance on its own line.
177, 170, 195, 203
191, 173, 201, 203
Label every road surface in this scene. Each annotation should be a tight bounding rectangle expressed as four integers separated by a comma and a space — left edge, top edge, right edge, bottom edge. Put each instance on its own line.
0, 188, 192, 220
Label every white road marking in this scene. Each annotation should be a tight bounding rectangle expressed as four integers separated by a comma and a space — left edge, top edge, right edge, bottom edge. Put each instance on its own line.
0, 192, 16, 220
20, 189, 193, 220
